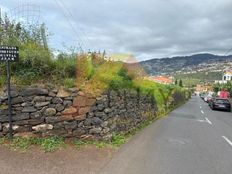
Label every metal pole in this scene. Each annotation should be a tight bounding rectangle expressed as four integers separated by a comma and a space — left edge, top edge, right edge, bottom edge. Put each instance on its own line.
6, 61, 13, 140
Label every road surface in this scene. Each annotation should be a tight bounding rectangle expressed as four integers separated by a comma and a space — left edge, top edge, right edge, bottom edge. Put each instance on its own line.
100, 96, 232, 174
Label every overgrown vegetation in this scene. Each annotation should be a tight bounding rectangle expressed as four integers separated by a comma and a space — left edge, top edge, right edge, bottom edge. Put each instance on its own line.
175, 71, 222, 87
0, 15, 77, 87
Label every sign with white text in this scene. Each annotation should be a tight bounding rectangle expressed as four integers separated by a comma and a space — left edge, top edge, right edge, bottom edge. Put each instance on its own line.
0, 46, 19, 62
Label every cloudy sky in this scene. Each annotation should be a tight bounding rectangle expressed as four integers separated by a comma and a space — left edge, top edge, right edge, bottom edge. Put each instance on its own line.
1, 0, 232, 60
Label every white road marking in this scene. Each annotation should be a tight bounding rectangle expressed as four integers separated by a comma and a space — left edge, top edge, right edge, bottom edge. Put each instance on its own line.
200, 106, 202, 109
201, 110, 204, 114
222, 136, 232, 147
205, 117, 212, 125
197, 119, 205, 123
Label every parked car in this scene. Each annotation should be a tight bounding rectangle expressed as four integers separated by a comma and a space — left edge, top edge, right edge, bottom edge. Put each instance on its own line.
209, 98, 231, 112
204, 95, 213, 103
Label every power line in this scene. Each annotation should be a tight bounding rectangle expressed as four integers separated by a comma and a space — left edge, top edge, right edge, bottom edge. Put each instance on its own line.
58, 0, 94, 50
54, 0, 86, 52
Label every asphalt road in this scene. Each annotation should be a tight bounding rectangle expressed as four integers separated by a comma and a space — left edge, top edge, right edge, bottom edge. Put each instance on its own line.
99, 96, 232, 174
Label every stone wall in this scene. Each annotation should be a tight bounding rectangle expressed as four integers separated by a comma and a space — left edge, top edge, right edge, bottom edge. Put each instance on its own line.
0, 86, 184, 140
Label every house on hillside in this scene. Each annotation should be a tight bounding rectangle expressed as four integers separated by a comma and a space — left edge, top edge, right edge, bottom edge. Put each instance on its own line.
215, 70, 232, 84
149, 76, 174, 85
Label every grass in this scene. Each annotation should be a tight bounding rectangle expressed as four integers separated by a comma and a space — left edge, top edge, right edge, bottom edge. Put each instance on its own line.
0, 136, 65, 153
0, 138, 5, 145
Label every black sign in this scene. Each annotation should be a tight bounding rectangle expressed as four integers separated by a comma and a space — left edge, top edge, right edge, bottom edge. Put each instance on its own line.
0, 46, 19, 62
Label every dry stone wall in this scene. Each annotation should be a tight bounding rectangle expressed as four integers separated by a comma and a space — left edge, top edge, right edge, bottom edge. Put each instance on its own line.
0, 86, 159, 140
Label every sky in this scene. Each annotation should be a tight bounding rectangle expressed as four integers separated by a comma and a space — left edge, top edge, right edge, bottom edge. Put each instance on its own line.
1, 0, 232, 60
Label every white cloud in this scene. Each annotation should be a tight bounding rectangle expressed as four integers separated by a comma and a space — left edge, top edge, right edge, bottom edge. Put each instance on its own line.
1, 0, 232, 60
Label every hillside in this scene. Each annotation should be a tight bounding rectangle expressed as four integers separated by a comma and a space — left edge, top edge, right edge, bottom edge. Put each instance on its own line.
140, 53, 232, 75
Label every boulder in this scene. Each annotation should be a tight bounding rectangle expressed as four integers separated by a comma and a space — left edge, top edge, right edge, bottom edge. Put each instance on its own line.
78, 107, 90, 115
56, 89, 70, 98
89, 127, 102, 134
20, 88, 48, 96
22, 107, 37, 113
73, 96, 86, 107
32, 124, 53, 131
62, 107, 77, 115
52, 97, 63, 104
44, 108, 57, 116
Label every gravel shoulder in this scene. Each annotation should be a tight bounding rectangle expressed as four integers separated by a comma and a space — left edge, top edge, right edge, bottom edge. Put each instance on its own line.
0, 145, 116, 174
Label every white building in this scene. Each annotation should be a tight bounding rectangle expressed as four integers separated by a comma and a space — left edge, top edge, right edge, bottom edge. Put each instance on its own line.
215, 70, 232, 84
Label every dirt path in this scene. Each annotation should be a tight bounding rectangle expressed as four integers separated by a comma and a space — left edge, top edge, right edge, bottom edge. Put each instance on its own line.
0, 145, 116, 174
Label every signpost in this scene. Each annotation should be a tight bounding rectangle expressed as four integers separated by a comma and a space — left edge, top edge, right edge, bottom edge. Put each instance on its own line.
0, 46, 19, 140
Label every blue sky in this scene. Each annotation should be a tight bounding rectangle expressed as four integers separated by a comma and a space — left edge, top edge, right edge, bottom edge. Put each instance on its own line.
1, 0, 232, 60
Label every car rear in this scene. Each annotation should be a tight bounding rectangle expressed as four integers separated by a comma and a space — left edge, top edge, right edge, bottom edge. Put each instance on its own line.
212, 98, 231, 112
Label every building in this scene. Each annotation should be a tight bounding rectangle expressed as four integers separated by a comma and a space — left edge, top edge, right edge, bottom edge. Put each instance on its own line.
195, 84, 213, 93
215, 69, 232, 84
149, 76, 173, 85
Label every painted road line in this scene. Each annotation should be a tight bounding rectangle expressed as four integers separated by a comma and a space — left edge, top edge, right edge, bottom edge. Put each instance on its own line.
222, 136, 232, 147
201, 110, 204, 114
205, 117, 212, 125
200, 106, 202, 109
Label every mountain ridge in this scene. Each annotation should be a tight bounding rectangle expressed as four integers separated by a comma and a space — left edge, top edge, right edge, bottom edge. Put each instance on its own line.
140, 53, 232, 75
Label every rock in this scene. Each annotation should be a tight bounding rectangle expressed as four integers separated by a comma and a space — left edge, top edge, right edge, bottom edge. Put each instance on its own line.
78, 107, 90, 115
101, 121, 108, 128
3, 124, 19, 131
20, 88, 49, 96
21, 102, 33, 107
91, 117, 103, 125
84, 118, 92, 126
0, 123, 2, 131
22, 107, 37, 113
52, 97, 63, 104
97, 104, 105, 111
63, 100, 72, 107
45, 97, 53, 101
88, 112, 95, 118
44, 108, 57, 116
73, 128, 85, 137
30, 112, 42, 118
35, 102, 50, 108
32, 124, 53, 131
67, 87, 78, 93
33, 96, 46, 102
60, 114, 74, 121
73, 96, 86, 107
104, 108, 112, 114
64, 121, 77, 130
89, 127, 102, 134
55, 104, 65, 112
45, 117, 62, 123
78, 91, 85, 96
86, 98, 96, 106
48, 92, 56, 97
8, 91, 19, 98
11, 97, 24, 105
57, 89, 70, 98
95, 112, 106, 118
74, 114, 86, 121
62, 106, 77, 115
12, 113, 30, 121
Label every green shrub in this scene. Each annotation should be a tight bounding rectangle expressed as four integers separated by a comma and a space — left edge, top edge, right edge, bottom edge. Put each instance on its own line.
63, 78, 76, 88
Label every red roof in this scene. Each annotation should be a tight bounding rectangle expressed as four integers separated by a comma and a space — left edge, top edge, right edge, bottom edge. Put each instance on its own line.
152, 76, 173, 84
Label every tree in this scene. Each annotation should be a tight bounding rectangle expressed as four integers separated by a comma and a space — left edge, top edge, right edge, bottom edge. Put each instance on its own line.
175, 79, 178, 85
179, 79, 183, 87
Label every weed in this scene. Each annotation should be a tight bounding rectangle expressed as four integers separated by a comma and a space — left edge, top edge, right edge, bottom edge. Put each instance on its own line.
0, 138, 5, 145
10, 137, 32, 151
73, 140, 87, 149
40, 136, 65, 152
111, 133, 126, 147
